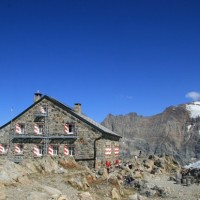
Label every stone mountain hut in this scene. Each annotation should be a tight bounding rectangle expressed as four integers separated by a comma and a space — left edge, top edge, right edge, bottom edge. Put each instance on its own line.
0, 92, 121, 168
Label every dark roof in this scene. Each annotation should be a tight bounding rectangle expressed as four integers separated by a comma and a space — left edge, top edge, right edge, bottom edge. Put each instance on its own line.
0, 95, 121, 139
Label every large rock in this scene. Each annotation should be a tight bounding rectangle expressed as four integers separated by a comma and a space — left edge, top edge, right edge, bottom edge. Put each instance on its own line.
20, 157, 60, 174
0, 159, 28, 186
58, 157, 80, 169
128, 194, 147, 200
77, 192, 94, 200
38, 184, 62, 197
68, 177, 84, 190
98, 168, 109, 181
17, 175, 31, 184
26, 192, 49, 200
111, 187, 121, 199
86, 173, 96, 184
108, 173, 121, 186
57, 195, 69, 200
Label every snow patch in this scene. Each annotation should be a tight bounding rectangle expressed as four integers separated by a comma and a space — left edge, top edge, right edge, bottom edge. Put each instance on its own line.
186, 101, 200, 118
184, 160, 200, 169
187, 125, 192, 132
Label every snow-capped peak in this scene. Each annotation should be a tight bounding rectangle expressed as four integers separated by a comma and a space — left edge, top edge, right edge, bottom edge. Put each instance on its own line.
186, 101, 200, 118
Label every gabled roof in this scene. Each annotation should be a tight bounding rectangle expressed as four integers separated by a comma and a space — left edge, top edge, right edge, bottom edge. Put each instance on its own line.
0, 95, 121, 139
45, 95, 121, 138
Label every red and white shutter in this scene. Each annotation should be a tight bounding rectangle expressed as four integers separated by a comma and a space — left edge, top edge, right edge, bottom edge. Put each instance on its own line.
39, 106, 45, 114
15, 144, 21, 154
64, 124, 69, 134
15, 124, 21, 134
34, 123, 40, 134
48, 145, 53, 156
64, 145, 69, 156
105, 145, 112, 156
114, 145, 119, 156
0, 144, 4, 154
33, 145, 41, 157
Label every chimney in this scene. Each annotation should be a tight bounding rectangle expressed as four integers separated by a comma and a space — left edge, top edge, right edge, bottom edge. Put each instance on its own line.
74, 103, 82, 114
34, 90, 42, 102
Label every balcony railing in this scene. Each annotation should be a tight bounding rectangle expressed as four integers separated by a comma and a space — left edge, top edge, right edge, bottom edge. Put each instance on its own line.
34, 112, 48, 117
12, 131, 77, 137
12, 132, 77, 143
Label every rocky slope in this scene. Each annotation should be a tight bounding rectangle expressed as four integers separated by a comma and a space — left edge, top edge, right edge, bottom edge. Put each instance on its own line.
102, 101, 200, 164
0, 154, 185, 200
2, 155, 200, 200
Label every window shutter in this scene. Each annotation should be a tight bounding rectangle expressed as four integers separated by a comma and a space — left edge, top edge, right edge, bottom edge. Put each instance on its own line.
15, 124, 21, 134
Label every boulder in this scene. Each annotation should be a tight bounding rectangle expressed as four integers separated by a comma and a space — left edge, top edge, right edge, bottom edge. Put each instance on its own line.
99, 168, 109, 181
26, 192, 49, 200
143, 160, 154, 170
154, 158, 165, 169
111, 187, 121, 199
57, 195, 69, 200
38, 184, 62, 198
108, 174, 121, 186
17, 175, 31, 184
20, 157, 60, 174
0, 159, 28, 186
82, 177, 90, 190
38, 157, 60, 173
86, 173, 96, 184
68, 177, 84, 190
20, 159, 39, 174
78, 192, 94, 200
58, 157, 80, 169
133, 171, 143, 179
128, 193, 147, 200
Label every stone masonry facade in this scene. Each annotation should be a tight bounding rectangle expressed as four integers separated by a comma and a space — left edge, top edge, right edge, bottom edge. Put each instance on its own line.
0, 93, 121, 168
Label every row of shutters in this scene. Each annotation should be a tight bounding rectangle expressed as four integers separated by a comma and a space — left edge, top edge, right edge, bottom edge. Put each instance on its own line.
1, 144, 119, 157
105, 145, 119, 157
15, 123, 73, 134
0, 144, 71, 156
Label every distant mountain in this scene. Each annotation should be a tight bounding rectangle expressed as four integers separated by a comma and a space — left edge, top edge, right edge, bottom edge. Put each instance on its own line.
101, 102, 200, 164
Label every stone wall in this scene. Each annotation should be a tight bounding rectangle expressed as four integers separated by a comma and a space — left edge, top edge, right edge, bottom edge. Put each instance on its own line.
95, 139, 120, 169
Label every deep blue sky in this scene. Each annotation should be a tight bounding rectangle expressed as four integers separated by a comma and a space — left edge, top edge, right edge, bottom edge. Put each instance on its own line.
1, 0, 200, 126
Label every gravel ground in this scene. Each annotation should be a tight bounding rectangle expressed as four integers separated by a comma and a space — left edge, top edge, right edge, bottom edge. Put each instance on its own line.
146, 174, 200, 200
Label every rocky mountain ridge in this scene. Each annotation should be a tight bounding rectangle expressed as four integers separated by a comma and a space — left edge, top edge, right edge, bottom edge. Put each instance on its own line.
101, 101, 200, 164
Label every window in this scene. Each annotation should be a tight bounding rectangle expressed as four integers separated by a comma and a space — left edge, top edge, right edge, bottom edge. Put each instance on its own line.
53, 146, 59, 155
38, 146, 43, 155
64, 123, 75, 134
38, 124, 44, 134
34, 123, 44, 134
15, 123, 25, 134
114, 145, 119, 156
68, 145, 75, 156
15, 144, 24, 154
105, 144, 111, 157
0, 144, 8, 154
39, 105, 47, 114
20, 124, 25, 134
33, 145, 43, 157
